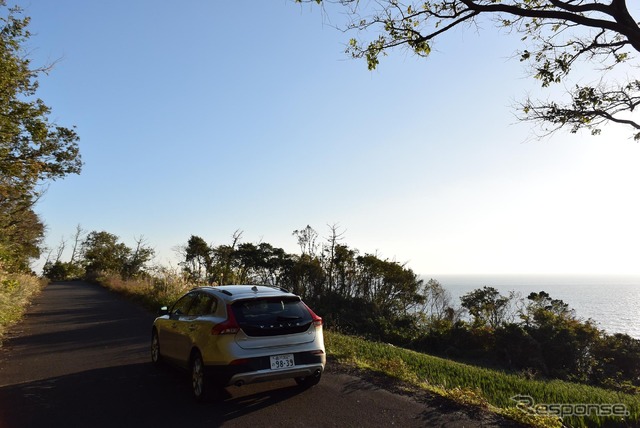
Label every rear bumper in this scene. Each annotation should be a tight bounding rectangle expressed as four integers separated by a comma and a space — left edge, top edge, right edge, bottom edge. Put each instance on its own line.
204, 350, 326, 386
228, 363, 324, 386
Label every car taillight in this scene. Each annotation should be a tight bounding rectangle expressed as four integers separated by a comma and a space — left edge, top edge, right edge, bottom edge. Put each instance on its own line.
304, 303, 323, 327
211, 304, 240, 335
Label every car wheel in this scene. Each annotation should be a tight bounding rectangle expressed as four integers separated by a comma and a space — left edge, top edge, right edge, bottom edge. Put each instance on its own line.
151, 329, 162, 364
295, 371, 322, 388
191, 351, 208, 401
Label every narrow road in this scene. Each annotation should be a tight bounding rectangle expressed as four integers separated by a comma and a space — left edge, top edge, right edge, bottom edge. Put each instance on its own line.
0, 281, 518, 427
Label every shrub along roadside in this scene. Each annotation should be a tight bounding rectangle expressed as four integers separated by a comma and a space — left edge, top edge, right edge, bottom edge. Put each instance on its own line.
93, 269, 193, 312
0, 271, 44, 346
326, 331, 639, 428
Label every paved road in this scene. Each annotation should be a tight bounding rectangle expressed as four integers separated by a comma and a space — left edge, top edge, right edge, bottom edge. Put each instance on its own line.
0, 282, 519, 428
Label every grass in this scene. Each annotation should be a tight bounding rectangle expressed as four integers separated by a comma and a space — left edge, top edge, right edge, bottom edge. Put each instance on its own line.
325, 331, 640, 428
95, 267, 195, 312
0, 270, 44, 346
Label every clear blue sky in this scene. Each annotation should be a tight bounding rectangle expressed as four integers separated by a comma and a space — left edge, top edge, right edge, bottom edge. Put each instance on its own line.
21, 0, 640, 276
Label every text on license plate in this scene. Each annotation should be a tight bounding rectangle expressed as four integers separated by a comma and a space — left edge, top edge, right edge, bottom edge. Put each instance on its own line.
270, 354, 295, 370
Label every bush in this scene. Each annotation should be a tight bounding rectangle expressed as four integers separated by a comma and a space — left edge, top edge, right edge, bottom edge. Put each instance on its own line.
0, 270, 43, 345
592, 333, 640, 393
42, 261, 84, 281
494, 323, 545, 373
95, 266, 194, 311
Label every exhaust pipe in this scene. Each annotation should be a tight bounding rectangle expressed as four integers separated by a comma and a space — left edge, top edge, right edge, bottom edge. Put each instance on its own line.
235, 380, 245, 387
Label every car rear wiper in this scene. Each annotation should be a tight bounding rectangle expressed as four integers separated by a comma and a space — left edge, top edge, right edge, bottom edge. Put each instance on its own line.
277, 315, 302, 321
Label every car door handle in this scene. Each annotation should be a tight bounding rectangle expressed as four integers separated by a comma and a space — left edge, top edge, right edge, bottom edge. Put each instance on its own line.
188, 324, 197, 331
171, 322, 178, 329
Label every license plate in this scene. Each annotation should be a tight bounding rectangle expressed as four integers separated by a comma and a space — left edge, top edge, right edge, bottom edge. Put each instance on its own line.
270, 354, 295, 370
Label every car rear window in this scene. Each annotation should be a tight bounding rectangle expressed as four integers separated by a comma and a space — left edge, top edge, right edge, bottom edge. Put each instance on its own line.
231, 297, 312, 337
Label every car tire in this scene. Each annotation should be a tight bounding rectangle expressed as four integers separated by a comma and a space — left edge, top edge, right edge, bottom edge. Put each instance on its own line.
151, 329, 162, 364
191, 351, 208, 401
295, 371, 322, 388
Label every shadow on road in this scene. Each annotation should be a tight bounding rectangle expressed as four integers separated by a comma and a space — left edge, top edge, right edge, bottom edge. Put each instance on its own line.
0, 362, 309, 428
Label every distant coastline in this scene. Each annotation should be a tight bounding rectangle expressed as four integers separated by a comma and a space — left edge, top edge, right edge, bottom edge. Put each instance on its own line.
422, 274, 640, 339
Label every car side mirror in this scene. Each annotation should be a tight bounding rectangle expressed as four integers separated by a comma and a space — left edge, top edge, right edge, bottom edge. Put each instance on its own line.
158, 306, 169, 316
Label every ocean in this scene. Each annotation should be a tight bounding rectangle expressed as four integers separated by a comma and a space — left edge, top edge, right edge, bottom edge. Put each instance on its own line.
422, 274, 640, 339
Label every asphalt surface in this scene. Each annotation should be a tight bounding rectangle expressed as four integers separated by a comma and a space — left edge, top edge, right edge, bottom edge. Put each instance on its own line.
0, 281, 520, 428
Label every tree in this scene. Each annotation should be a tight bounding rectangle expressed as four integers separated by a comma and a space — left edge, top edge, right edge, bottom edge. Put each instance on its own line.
0, 200, 44, 271
520, 290, 575, 328
418, 279, 458, 329
234, 242, 291, 285
256, 243, 291, 286
592, 333, 640, 391
182, 235, 212, 282
41, 225, 85, 281
321, 223, 346, 294
68, 224, 86, 265
42, 259, 83, 281
1, 3, 82, 272
293, 225, 319, 257
80, 231, 131, 277
211, 230, 243, 285
517, 290, 601, 380
355, 253, 424, 316
460, 286, 513, 328
330, 243, 359, 298
0, 3, 81, 184
299, 0, 640, 139
289, 253, 326, 300
80, 231, 153, 279
122, 235, 155, 279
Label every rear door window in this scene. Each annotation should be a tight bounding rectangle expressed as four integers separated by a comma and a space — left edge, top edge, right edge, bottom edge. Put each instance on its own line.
170, 293, 195, 317
188, 293, 216, 316
231, 297, 312, 336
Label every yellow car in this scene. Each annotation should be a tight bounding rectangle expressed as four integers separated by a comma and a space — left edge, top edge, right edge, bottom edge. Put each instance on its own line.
151, 285, 325, 400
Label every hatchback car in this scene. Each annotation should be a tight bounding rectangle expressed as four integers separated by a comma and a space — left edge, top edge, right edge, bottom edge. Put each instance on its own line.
151, 285, 325, 400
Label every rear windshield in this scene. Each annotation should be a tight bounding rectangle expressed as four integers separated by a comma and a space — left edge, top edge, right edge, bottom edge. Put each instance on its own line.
231, 297, 312, 337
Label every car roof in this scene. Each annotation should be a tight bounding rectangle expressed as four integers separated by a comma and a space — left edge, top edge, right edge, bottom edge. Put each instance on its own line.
194, 285, 299, 302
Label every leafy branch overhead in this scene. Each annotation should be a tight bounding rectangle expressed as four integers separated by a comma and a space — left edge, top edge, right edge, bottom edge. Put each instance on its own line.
299, 0, 640, 140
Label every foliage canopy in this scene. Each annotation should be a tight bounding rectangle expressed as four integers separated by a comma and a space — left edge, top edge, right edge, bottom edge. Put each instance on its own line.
0, 2, 81, 271
299, 0, 640, 139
